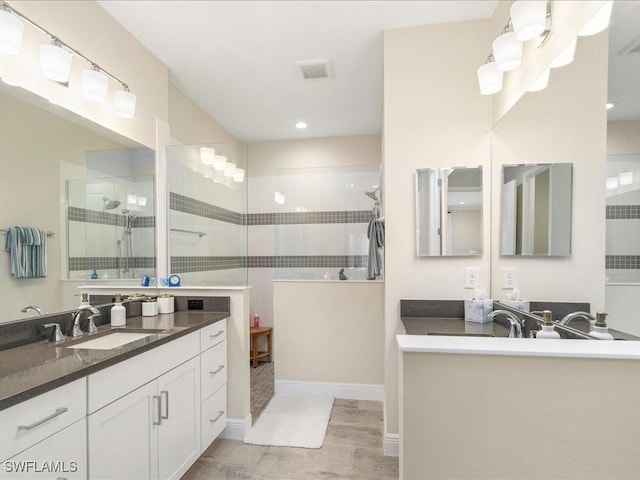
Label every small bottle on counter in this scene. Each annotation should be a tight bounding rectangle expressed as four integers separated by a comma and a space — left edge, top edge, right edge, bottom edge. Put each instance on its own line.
253, 314, 260, 328
142, 297, 159, 317
111, 293, 126, 327
536, 310, 561, 339
588, 312, 614, 340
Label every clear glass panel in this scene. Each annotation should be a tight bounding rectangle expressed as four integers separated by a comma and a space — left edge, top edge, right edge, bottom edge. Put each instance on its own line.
274, 165, 381, 280
166, 143, 247, 286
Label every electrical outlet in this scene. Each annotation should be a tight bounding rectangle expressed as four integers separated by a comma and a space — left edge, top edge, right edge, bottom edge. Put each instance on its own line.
503, 268, 517, 289
464, 267, 480, 289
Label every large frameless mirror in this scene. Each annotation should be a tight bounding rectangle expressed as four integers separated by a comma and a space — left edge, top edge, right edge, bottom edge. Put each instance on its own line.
415, 166, 483, 256
500, 163, 573, 256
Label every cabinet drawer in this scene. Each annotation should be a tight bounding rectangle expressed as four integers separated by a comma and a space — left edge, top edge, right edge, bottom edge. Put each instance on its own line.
0, 379, 86, 463
200, 341, 227, 402
200, 385, 226, 453
200, 319, 227, 352
88, 331, 199, 413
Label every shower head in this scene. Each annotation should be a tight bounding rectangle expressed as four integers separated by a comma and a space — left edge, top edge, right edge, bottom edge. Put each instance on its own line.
103, 196, 121, 210
364, 190, 379, 202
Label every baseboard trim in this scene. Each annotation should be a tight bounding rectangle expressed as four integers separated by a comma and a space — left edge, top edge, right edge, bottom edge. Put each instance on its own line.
275, 380, 384, 401
384, 433, 399, 457
221, 415, 251, 441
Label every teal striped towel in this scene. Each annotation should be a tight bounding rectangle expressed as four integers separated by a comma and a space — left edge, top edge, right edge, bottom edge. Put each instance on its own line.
4, 227, 47, 278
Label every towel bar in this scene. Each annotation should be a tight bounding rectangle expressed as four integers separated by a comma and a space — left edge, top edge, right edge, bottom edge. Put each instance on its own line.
1, 228, 54, 237
170, 228, 207, 237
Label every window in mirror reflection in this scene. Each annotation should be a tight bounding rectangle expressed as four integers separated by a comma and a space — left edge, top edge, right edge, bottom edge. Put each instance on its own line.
500, 163, 572, 256
416, 166, 483, 256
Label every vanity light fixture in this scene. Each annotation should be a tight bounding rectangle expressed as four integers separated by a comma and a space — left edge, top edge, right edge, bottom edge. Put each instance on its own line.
232, 168, 245, 183
577, 0, 613, 37
527, 67, 550, 92
212, 155, 227, 171
295, 121, 308, 129
0, 2, 137, 118
223, 162, 237, 177
619, 172, 633, 186
200, 146, 216, 165
0, 4, 23, 55
274, 191, 286, 205
477, 56, 503, 95
127, 194, 138, 205
137, 196, 147, 206
510, 1, 548, 42
493, 31, 523, 72
606, 176, 619, 189
550, 37, 577, 68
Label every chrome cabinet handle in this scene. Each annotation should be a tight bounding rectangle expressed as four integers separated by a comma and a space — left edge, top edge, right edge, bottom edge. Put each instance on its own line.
160, 390, 169, 420
153, 395, 162, 425
209, 330, 224, 338
209, 365, 225, 375
18, 407, 68, 431
210, 410, 224, 423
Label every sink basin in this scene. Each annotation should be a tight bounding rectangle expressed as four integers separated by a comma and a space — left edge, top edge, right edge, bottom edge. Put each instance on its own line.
66, 332, 156, 350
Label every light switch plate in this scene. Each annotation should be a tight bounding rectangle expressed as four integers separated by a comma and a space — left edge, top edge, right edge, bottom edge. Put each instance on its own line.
464, 267, 480, 289
503, 268, 516, 289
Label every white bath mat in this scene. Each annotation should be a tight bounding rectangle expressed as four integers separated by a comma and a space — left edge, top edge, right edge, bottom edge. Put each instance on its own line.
244, 393, 334, 448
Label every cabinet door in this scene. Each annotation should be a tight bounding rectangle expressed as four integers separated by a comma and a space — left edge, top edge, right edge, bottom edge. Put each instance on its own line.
0, 419, 86, 480
157, 357, 200, 480
88, 381, 159, 480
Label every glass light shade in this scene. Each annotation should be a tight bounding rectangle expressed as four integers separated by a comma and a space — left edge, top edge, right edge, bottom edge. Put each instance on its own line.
232, 168, 245, 183
137, 196, 147, 206
223, 162, 236, 177
81, 68, 109, 102
510, 1, 548, 42
0, 9, 23, 55
493, 32, 523, 72
550, 38, 577, 68
527, 68, 550, 92
212, 155, 227, 171
127, 194, 138, 204
274, 192, 285, 205
200, 147, 216, 165
113, 89, 137, 118
477, 62, 503, 95
39, 42, 72, 83
606, 177, 619, 189
619, 172, 633, 185
578, 0, 613, 37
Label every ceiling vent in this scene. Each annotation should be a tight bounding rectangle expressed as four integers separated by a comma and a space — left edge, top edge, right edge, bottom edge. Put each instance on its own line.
295, 59, 331, 80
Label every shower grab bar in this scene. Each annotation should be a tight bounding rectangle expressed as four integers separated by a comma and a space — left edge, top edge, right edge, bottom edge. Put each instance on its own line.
170, 228, 207, 237
1, 229, 54, 237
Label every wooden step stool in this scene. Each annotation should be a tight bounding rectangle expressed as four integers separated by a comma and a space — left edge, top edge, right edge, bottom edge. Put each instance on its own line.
250, 326, 273, 368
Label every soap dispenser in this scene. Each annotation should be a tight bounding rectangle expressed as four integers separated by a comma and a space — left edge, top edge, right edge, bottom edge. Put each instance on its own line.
536, 310, 561, 339
588, 312, 614, 340
110, 293, 126, 327
77, 292, 91, 307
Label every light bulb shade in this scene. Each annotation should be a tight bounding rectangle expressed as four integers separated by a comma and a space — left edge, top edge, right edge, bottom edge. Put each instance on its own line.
527, 68, 550, 92
39, 43, 72, 83
510, 1, 548, 42
113, 89, 137, 118
619, 172, 633, 185
232, 168, 245, 182
578, 0, 613, 37
137, 196, 147, 206
0, 9, 23, 55
127, 194, 138, 204
81, 68, 109, 102
223, 162, 237, 177
212, 155, 227, 171
606, 176, 619, 189
493, 32, 523, 71
550, 37, 577, 68
200, 147, 216, 165
477, 62, 503, 95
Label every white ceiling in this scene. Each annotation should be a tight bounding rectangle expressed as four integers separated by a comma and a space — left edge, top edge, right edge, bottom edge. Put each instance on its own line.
98, 0, 498, 142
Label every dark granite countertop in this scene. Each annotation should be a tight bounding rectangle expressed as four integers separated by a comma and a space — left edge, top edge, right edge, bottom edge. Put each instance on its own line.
0, 310, 228, 411
401, 317, 511, 337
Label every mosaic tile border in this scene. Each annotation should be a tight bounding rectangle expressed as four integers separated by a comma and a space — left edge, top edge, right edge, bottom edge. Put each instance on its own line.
171, 256, 246, 273
68, 206, 155, 228
606, 205, 640, 219
69, 256, 156, 271
605, 255, 640, 269
169, 255, 368, 273
170, 192, 244, 225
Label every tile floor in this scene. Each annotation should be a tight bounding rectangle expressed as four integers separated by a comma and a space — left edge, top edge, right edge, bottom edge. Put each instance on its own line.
183, 362, 398, 480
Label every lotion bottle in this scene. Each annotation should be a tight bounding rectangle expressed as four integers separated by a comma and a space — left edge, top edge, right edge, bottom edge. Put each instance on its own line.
111, 293, 126, 327
536, 310, 561, 339
588, 312, 614, 340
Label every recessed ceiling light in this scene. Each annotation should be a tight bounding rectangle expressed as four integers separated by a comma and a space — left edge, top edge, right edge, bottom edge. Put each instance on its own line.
606, 102, 616, 110
295, 121, 307, 129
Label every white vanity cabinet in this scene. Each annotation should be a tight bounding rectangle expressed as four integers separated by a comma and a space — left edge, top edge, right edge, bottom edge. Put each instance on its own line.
199, 319, 228, 452
87, 332, 201, 480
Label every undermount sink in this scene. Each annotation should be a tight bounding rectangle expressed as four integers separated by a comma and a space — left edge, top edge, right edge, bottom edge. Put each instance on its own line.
66, 331, 157, 350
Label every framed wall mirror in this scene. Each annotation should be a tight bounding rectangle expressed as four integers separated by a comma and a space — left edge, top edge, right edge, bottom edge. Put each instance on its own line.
416, 166, 483, 256
500, 163, 573, 256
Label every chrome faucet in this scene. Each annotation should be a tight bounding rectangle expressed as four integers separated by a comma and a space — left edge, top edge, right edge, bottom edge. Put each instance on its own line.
21, 305, 45, 315
559, 311, 595, 326
487, 310, 523, 338
71, 305, 101, 337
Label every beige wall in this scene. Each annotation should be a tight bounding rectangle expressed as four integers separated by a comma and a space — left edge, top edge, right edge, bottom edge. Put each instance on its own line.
4, 1, 169, 149
383, 18, 494, 437
402, 352, 640, 479
273, 282, 384, 386
608, 120, 640, 155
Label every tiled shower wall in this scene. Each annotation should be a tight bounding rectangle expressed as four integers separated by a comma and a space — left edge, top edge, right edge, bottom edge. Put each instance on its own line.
606, 204, 640, 280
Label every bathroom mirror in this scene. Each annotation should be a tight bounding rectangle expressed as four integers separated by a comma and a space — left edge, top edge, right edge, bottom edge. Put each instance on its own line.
416, 166, 483, 256
500, 163, 572, 256
0, 82, 156, 324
